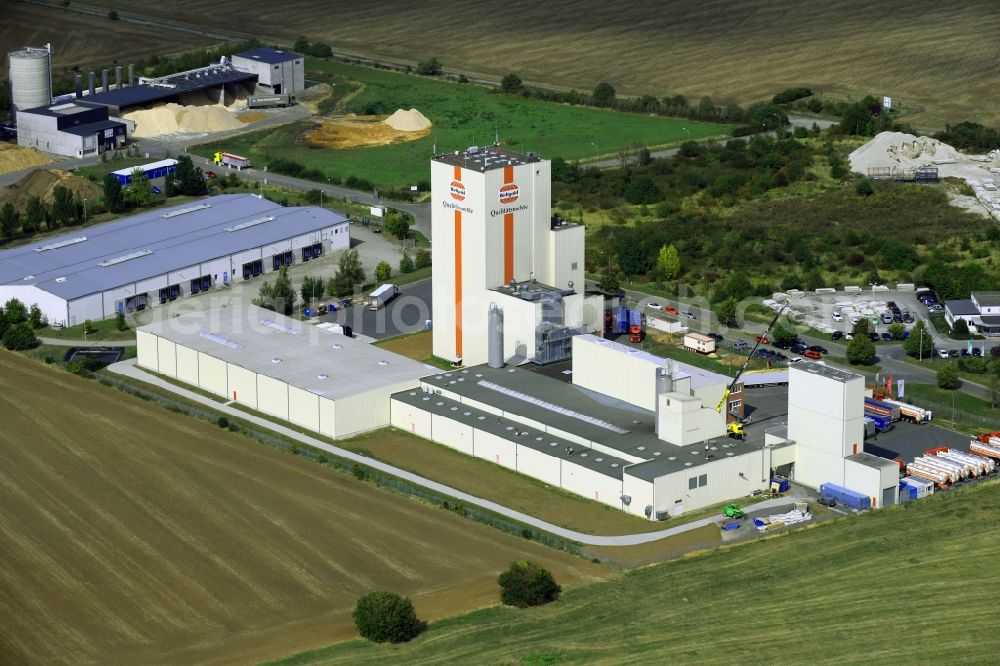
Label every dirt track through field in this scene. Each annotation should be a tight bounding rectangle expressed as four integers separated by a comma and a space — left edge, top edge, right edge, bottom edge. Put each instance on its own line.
0, 352, 606, 665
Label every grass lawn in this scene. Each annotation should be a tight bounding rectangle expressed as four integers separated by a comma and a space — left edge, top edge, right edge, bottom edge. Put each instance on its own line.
269, 480, 1000, 664
903, 383, 999, 422
191, 59, 733, 191
36, 318, 137, 342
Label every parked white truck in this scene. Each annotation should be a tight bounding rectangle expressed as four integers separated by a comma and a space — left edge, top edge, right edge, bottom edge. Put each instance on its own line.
368, 283, 399, 310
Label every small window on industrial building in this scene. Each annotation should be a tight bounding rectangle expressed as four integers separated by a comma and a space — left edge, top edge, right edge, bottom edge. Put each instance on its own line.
688, 477, 697, 490
273, 65, 279, 70
571, 262, 578, 270
698, 474, 708, 487
729, 399, 742, 411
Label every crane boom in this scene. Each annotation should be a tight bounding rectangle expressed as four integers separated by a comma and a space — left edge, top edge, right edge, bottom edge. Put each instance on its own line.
715, 302, 788, 413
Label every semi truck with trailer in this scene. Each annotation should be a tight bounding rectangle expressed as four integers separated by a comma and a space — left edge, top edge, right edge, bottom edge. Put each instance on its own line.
864, 397, 900, 422
246, 93, 293, 109
213, 151, 251, 170
882, 399, 933, 424
367, 283, 399, 311
864, 414, 894, 434
628, 309, 643, 343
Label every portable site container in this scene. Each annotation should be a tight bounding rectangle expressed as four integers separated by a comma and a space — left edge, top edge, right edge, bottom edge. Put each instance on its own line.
820, 483, 872, 510
898, 481, 918, 501
901, 476, 934, 498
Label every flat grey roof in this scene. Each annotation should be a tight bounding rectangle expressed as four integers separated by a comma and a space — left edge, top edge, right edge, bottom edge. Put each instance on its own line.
79, 69, 256, 109
233, 48, 301, 65
433, 145, 541, 171
421, 363, 763, 480
846, 452, 898, 471
0, 194, 347, 301
21, 100, 107, 117
392, 389, 628, 480
972, 291, 1000, 308
60, 119, 125, 136
140, 304, 433, 399
945, 299, 979, 316
790, 361, 862, 384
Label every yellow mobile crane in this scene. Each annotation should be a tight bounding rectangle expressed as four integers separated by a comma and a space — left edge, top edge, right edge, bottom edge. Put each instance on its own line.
716, 302, 788, 439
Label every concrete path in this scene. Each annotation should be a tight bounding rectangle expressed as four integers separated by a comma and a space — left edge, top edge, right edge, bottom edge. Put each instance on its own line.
38, 336, 136, 347
108, 357, 789, 547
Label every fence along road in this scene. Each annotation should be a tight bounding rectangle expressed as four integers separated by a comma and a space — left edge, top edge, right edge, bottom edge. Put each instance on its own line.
109, 358, 792, 547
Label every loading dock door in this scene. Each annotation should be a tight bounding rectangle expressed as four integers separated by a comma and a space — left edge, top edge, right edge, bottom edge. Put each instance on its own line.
882, 486, 896, 507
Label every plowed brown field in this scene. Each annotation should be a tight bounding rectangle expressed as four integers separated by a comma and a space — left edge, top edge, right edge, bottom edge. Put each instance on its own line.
0, 352, 607, 665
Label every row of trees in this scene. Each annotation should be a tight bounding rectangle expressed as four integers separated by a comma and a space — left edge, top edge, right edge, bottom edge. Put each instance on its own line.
0, 188, 85, 240
292, 36, 333, 58
353, 561, 559, 644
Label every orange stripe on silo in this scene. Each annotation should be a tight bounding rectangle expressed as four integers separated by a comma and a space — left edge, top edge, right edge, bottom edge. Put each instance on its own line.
454, 165, 462, 180
503, 213, 514, 284
454, 209, 463, 359
503, 165, 514, 283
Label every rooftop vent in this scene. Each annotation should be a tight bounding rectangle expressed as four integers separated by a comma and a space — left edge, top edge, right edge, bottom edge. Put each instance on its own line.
55, 277, 67, 283
271, 357, 282, 363
225, 215, 274, 232
377, 359, 389, 366
332, 343, 342, 349
199, 331, 241, 349
34, 236, 87, 252
99, 249, 152, 267
161, 203, 210, 219
318, 373, 328, 380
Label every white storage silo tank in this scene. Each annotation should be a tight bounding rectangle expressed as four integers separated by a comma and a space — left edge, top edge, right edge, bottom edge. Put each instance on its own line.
8, 46, 52, 115
487, 303, 504, 368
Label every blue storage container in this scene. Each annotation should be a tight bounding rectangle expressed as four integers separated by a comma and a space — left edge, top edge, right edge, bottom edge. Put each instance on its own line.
770, 477, 790, 492
898, 482, 917, 501
820, 483, 872, 510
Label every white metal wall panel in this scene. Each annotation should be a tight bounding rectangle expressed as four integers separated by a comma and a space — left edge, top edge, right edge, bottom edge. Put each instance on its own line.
261, 240, 292, 258
333, 379, 418, 438
67, 293, 104, 325
515, 444, 560, 486
771, 443, 797, 467
135, 275, 167, 295
318, 397, 336, 437
156, 337, 176, 377
200, 258, 230, 284
844, 460, 880, 502
795, 446, 845, 490
459, 395, 503, 417
621, 474, 656, 518
288, 386, 319, 432
174, 344, 199, 386
168, 264, 202, 286
227, 364, 257, 407
102, 285, 134, 317
561, 461, 622, 509
257, 374, 289, 421
389, 397, 433, 440
473, 430, 515, 468
430, 413, 474, 455
136, 330, 158, 371
230, 248, 262, 268
660, 451, 767, 515
198, 352, 227, 397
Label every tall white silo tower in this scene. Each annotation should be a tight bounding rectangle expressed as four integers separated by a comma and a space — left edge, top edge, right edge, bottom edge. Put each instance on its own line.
8, 44, 53, 118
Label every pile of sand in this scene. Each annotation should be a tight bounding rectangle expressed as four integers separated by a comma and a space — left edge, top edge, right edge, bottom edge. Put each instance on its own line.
124, 103, 245, 138
0, 143, 54, 176
0, 169, 101, 212
304, 113, 431, 149
384, 108, 431, 132
849, 131, 962, 173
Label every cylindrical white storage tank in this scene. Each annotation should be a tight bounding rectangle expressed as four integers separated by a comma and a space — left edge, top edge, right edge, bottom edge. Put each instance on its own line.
8, 47, 52, 114
488, 303, 504, 368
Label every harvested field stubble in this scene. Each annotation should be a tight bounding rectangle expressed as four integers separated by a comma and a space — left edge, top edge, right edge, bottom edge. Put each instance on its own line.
0, 352, 606, 665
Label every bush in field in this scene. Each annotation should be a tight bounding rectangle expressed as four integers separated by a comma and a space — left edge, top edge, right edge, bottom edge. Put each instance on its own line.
497, 561, 561, 608
353, 591, 423, 643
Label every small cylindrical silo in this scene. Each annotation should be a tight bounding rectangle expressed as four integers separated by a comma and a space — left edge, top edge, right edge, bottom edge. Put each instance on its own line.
488, 303, 504, 368
114, 66, 122, 89
8, 47, 52, 114
88, 71, 96, 95
654, 366, 672, 435
101, 69, 109, 92
128, 63, 135, 86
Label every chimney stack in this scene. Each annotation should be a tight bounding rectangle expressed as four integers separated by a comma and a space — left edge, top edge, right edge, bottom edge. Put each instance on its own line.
128, 63, 135, 87
101, 69, 109, 93
115, 66, 122, 89
74, 74, 83, 99
88, 71, 96, 95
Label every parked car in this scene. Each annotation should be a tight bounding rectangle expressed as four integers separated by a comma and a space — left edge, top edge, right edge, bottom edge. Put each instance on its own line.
845, 333, 854, 340
893, 313, 903, 322
755, 335, 770, 344
903, 313, 914, 323
972, 348, 983, 357
647, 302, 662, 310
205, 170, 217, 179
680, 311, 696, 319
948, 349, 960, 358
707, 332, 724, 342
961, 348, 971, 357
869, 332, 880, 342
937, 348, 949, 358
807, 345, 828, 354
151, 185, 161, 195
832, 312, 843, 322
664, 306, 678, 315
803, 350, 822, 360
881, 333, 893, 341
774, 340, 792, 349
789, 356, 803, 364
831, 331, 844, 341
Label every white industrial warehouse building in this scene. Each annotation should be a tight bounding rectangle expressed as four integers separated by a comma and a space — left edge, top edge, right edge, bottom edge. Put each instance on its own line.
0, 194, 349, 327
231, 48, 305, 96
137, 304, 433, 439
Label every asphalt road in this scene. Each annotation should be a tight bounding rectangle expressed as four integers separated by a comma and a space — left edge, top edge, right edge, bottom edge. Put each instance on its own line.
109, 357, 792, 546
318, 278, 432, 340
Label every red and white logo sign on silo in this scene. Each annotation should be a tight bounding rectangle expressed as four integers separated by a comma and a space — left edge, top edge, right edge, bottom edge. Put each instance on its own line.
449, 180, 466, 201
498, 183, 520, 204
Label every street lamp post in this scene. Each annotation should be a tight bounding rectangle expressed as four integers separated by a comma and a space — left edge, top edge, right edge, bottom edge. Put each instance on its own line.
682, 127, 691, 141
82, 197, 88, 223
590, 141, 599, 164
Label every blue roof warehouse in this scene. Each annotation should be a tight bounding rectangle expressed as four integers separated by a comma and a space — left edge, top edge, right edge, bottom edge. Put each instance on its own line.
0, 194, 350, 327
